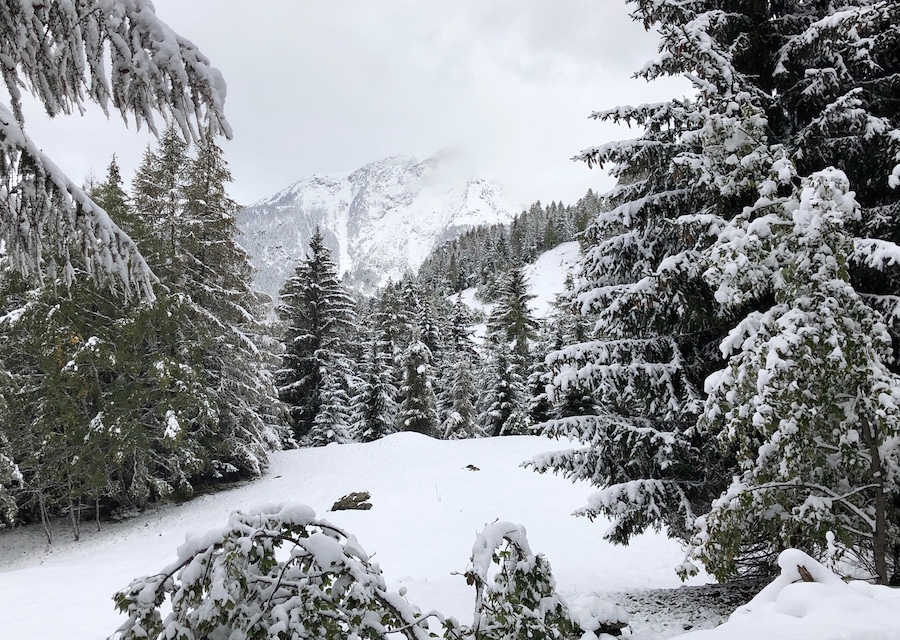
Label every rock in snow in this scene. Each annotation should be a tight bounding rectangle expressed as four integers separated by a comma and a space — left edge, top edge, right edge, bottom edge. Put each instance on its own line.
237, 153, 520, 298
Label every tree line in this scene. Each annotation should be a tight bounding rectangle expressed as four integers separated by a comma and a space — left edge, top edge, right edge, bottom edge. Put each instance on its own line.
0, 128, 287, 541
417, 191, 600, 296
274, 227, 585, 446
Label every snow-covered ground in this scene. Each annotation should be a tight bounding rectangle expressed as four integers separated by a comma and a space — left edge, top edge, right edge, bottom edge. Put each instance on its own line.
523, 240, 581, 318
456, 240, 582, 322
1, 434, 897, 639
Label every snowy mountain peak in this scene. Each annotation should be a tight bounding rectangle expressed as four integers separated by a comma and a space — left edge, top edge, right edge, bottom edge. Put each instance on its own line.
237, 153, 521, 297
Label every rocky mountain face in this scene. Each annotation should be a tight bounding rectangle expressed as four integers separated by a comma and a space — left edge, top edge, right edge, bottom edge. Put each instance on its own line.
237, 154, 521, 299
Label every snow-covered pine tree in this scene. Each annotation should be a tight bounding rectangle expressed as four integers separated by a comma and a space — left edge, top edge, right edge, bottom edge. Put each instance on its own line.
477, 341, 530, 438
441, 298, 478, 440
477, 267, 538, 437
397, 333, 439, 437
0, 158, 217, 538
533, 0, 900, 566
693, 171, 900, 582
351, 318, 398, 443
277, 229, 357, 445
529, 1, 788, 545
180, 132, 288, 471
486, 266, 538, 363
132, 124, 190, 284
442, 355, 478, 440
0, 0, 229, 296
308, 374, 353, 447
131, 128, 283, 480
689, 0, 900, 581
0, 449, 17, 527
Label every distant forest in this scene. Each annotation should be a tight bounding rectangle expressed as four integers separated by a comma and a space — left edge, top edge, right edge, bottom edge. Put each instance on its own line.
417, 189, 601, 297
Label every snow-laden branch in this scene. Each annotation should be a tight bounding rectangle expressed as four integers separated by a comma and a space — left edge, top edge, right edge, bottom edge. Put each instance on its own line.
0, 0, 230, 139
0, 102, 154, 298
0, 0, 232, 297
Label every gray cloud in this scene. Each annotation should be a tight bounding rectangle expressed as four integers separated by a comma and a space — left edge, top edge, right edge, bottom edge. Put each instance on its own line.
11, 1, 691, 210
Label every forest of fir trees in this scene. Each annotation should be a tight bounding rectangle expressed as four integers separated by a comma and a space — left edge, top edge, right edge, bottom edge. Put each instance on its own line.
273, 205, 594, 447
0, 127, 288, 541
5, 0, 900, 597
0, 125, 594, 539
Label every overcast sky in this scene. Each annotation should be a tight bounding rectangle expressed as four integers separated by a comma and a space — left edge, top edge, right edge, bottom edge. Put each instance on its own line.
19, 0, 689, 209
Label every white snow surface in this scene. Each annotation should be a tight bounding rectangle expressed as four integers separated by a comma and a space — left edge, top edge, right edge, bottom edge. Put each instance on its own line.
1, 434, 897, 639
684, 550, 900, 640
0, 434, 699, 639
237, 153, 520, 298
523, 241, 582, 318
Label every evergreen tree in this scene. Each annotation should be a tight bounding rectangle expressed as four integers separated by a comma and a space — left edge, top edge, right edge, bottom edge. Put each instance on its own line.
0, 158, 216, 538
131, 129, 285, 477
528, 1, 797, 546
180, 132, 287, 471
693, 171, 900, 582
132, 124, 189, 285
477, 342, 530, 437
486, 266, 538, 363
352, 324, 398, 443
440, 298, 478, 439
532, 0, 900, 578
442, 355, 477, 440
0, 448, 17, 527
397, 335, 438, 437
478, 267, 537, 437
277, 229, 357, 445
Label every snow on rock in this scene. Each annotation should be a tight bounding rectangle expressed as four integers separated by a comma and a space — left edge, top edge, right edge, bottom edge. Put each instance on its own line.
567, 593, 630, 635
237, 153, 521, 298
671, 549, 900, 640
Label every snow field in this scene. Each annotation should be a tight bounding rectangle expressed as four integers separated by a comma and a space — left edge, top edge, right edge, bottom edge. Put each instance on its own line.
0, 434, 702, 639
2, 433, 899, 639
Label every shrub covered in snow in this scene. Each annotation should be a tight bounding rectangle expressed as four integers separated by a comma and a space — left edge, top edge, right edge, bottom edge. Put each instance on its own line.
111, 503, 438, 640
111, 505, 626, 640
446, 520, 628, 640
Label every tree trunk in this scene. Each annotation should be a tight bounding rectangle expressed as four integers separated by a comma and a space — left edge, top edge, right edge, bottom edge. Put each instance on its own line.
38, 491, 52, 545
68, 493, 80, 541
862, 415, 887, 584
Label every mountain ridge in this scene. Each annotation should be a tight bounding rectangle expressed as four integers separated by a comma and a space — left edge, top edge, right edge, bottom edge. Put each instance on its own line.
237, 153, 521, 298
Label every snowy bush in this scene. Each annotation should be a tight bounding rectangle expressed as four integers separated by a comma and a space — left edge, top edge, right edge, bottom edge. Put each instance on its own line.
111, 504, 438, 640
445, 521, 627, 640
111, 507, 622, 640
